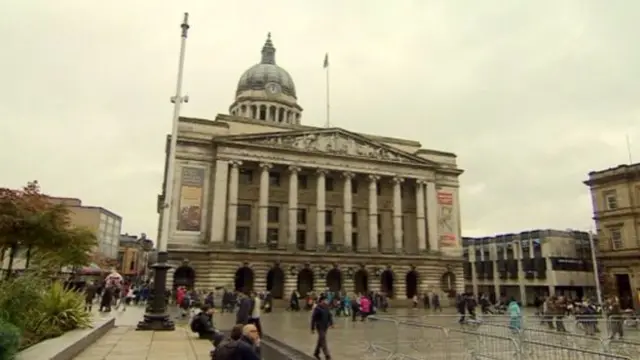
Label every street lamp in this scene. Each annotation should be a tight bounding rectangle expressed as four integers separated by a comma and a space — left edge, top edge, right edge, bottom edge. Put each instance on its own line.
137, 12, 190, 331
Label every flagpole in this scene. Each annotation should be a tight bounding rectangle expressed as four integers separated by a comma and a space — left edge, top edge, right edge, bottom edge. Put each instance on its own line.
138, 12, 190, 332
626, 134, 633, 164
324, 53, 330, 128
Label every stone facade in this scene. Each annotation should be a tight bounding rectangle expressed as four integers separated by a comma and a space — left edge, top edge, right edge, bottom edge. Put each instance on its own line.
160, 34, 466, 301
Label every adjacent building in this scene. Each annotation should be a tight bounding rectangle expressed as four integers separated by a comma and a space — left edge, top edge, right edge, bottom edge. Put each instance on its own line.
1, 196, 122, 273
584, 163, 640, 308
117, 234, 153, 281
463, 229, 598, 305
161, 34, 466, 300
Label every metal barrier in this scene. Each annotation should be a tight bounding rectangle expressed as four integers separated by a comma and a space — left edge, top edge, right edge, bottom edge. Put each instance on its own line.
366, 315, 635, 360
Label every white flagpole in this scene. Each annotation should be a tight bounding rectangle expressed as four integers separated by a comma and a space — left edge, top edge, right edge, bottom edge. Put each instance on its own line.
626, 134, 633, 164
159, 13, 190, 253
324, 53, 330, 128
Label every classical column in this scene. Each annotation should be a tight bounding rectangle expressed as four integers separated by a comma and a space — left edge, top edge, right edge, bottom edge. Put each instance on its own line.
316, 169, 328, 249
425, 182, 439, 252
343, 172, 354, 250
415, 180, 427, 252
210, 159, 229, 243
226, 161, 242, 245
258, 163, 272, 246
288, 166, 300, 249
368, 175, 380, 251
392, 176, 404, 253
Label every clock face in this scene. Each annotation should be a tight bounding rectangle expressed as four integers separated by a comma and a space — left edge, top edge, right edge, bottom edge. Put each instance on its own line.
265, 82, 282, 95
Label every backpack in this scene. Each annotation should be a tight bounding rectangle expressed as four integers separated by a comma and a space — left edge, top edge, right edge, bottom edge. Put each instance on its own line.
189, 316, 201, 333
212, 340, 239, 360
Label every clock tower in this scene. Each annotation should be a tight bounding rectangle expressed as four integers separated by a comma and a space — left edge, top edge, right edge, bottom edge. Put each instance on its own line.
229, 33, 303, 125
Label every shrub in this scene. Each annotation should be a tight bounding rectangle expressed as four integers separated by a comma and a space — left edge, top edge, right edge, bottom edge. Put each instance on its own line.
0, 274, 92, 350
0, 318, 21, 360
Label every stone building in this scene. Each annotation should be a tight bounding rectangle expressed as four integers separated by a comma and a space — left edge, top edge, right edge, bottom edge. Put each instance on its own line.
584, 163, 640, 308
162, 34, 465, 301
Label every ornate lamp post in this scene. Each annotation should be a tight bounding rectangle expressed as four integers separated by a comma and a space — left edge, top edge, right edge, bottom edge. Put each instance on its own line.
137, 13, 190, 331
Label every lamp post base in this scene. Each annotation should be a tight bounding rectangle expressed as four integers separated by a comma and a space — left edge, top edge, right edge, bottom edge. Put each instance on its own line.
136, 251, 175, 331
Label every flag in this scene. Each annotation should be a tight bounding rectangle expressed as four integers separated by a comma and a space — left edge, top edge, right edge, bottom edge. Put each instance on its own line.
323, 53, 329, 69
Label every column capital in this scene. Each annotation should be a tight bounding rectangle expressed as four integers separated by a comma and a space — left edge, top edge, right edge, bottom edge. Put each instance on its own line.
415, 178, 428, 185
316, 168, 329, 175
342, 171, 355, 179
392, 176, 404, 184
230, 160, 243, 168
259, 162, 273, 170
368, 174, 380, 182
288, 165, 301, 173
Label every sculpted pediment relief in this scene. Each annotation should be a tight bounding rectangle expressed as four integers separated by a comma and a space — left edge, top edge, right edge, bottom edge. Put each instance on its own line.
215, 128, 436, 166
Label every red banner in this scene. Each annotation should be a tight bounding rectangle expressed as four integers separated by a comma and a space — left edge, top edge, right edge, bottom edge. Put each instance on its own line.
437, 192, 453, 205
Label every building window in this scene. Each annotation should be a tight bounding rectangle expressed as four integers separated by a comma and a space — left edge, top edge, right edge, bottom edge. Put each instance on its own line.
325, 210, 333, 226
267, 206, 279, 223
325, 231, 333, 247
267, 229, 279, 249
259, 105, 266, 120
296, 230, 306, 250
237, 205, 251, 221
352, 232, 358, 251
377, 233, 382, 249
299, 175, 308, 189
610, 228, 623, 250
604, 190, 618, 210
235, 227, 250, 248
129, 259, 135, 271
377, 214, 382, 228
269, 173, 280, 187
377, 185, 382, 196
239, 170, 253, 184
326, 178, 334, 191
297, 209, 307, 225
352, 212, 358, 227
351, 180, 358, 194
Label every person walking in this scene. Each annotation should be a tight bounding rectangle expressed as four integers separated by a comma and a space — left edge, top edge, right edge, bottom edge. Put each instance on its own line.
311, 295, 333, 360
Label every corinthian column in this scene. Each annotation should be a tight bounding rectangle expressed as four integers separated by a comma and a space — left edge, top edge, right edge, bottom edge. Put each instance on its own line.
368, 175, 380, 251
343, 172, 354, 251
425, 181, 439, 252
316, 169, 328, 249
258, 163, 272, 246
226, 161, 242, 244
392, 176, 404, 253
288, 166, 300, 249
415, 180, 427, 252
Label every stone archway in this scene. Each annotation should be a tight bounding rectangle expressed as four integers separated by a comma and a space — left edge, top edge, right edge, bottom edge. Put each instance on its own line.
354, 269, 369, 295
234, 266, 254, 294
266, 266, 285, 299
297, 268, 314, 296
405, 270, 419, 299
173, 265, 196, 289
325, 268, 342, 292
380, 269, 395, 298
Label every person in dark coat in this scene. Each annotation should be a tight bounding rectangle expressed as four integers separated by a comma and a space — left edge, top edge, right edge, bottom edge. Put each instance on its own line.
190, 306, 224, 346
235, 293, 254, 325
84, 282, 97, 312
311, 295, 334, 360
100, 287, 114, 312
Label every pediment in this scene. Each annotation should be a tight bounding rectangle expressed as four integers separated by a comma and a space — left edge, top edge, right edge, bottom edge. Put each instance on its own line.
215, 128, 436, 166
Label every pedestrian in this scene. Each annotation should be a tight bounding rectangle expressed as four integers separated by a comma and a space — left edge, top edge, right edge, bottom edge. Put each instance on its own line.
248, 292, 263, 336
311, 295, 333, 360
236, 293, 254, 325
507, 296, 521, 332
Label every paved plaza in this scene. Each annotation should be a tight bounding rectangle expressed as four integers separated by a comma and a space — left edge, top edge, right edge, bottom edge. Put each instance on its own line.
73, 306, 640, 359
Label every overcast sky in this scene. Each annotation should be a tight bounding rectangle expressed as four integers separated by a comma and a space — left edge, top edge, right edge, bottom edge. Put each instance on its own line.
1, 1, 638, 238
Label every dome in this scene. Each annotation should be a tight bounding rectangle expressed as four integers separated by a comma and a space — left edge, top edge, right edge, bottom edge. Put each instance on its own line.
235, 33, 297, 98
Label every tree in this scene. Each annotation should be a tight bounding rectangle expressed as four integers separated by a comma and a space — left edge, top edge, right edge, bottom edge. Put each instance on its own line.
0, 181, 98, 278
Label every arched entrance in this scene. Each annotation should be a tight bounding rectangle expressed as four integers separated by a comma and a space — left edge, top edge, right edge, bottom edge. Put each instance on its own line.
173, 265, 196, 289
441, 271, 457, 297
405, 270, 419, 299
380, 269, 395, 298
297, 268, 314, 296
234, 266, 254, 294
266, 266, 285, 299
354, 269, 369, 294
325, 268, 342, 292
